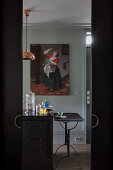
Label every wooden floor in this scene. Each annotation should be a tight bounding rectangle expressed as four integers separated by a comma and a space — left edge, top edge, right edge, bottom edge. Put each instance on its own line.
53, 144, 91, 170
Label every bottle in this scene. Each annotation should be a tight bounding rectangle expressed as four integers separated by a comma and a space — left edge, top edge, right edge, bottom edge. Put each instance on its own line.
36, 104, 41, 115
25, 91, 35, 115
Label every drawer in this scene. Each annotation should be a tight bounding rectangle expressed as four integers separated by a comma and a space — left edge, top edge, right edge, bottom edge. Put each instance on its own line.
23, 140, 52, 159
23, 137, 49, 146
22, 156, 53, 170
23, 144, 49, 151
23, 147, 51, 158
23, 121, 50, 135
23, 120, 50, 128
22, 164, 53, 170
23, 130, 51, 140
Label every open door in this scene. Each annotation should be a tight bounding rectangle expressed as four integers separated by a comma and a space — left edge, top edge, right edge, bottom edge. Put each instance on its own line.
1, 0, 22, 169
91, 0, 113, 169
1, 0, 113, 170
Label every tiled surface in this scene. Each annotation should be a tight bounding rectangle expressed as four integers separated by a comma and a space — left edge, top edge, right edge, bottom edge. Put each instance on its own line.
53, 144, 91, 170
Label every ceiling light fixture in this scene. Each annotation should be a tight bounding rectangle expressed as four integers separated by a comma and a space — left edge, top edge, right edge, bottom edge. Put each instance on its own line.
23, 9, 35, 60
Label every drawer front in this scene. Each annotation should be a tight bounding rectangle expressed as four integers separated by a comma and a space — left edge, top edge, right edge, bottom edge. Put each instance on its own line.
22, 145, 52, 157
23, 148, 50, 157
23, 120, 51, 137
22, 156, 53, 170
23, 129, 49, 139
23, 120, 47, 131
22, 164, 53, 170
23, 137, 51, 149
23, 137, 49, 146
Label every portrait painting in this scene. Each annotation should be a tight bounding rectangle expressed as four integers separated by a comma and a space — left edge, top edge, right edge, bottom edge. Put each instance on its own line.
30, 44, 69, 95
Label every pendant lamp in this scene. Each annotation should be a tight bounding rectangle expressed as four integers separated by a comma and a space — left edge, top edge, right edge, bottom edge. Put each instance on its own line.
23, 10, 35, 60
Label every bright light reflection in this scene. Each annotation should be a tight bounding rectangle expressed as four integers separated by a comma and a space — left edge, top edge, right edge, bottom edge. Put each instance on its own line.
86, 33, 92, 46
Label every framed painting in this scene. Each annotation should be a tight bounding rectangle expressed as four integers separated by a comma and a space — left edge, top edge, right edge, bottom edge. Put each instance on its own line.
30, 44, 70, 95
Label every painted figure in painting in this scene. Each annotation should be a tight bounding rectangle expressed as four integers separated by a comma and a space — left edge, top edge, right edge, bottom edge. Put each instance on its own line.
43, 48, 62, 92
30, 44, 69, 95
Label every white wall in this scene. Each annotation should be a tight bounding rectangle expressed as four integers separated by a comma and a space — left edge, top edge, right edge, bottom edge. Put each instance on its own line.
23, 27, 86, 144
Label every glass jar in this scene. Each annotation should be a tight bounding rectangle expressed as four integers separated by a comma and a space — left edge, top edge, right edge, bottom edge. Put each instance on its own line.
25, 91, 35, 115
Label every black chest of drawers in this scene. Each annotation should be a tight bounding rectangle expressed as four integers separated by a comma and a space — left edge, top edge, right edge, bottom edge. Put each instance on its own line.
22, 116, 53, 170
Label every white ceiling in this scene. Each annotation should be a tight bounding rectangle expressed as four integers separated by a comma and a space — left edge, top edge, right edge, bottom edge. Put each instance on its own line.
23, 0, 91, 26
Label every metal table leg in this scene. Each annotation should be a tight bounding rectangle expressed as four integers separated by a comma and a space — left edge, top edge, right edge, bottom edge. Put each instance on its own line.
54, 155, 82, 169
70, 145, 78, 156
54, 121, 81, 169
54, 144, 66, 156
54, 122, 68, 155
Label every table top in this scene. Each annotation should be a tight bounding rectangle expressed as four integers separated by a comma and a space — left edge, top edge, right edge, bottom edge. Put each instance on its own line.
54, 113, 84, 122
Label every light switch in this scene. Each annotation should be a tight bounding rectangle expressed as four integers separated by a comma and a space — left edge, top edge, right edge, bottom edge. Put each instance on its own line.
86, 90, 91, 105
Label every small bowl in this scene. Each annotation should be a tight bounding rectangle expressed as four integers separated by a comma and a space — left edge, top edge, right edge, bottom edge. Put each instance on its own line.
58, 112, 63, 116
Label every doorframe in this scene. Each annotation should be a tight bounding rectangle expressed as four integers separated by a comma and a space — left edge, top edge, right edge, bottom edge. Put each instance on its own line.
1, 0, 113, 170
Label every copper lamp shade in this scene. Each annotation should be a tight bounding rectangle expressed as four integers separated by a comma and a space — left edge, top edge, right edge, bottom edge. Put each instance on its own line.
23, 10, 35, 60
23, 49, 35, 60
